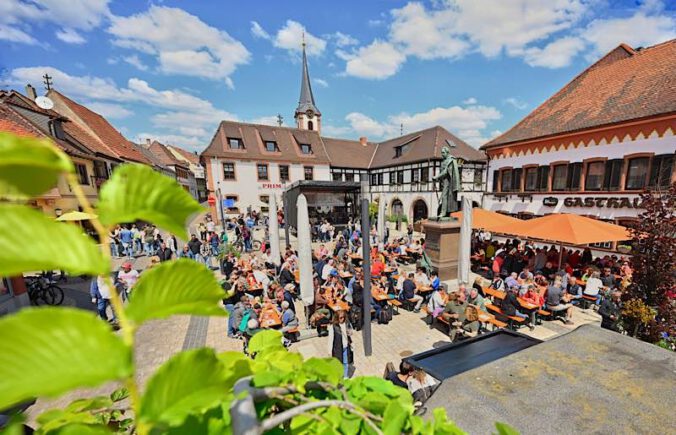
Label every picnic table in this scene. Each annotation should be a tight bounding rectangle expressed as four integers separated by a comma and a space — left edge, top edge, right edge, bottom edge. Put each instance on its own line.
327, 299, 349, 312
339, 270, 353, 279
259, 305, 282, 328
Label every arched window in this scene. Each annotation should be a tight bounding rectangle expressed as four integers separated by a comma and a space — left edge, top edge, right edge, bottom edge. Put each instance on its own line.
412, 199, 428, 222
307, 120, 314, 131
391, 199, 404, 217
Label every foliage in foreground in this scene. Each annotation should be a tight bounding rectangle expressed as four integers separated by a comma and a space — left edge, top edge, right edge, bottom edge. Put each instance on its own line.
0, 132, 518, 434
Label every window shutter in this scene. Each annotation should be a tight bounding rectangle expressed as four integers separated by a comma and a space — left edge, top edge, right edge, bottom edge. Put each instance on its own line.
567, 162, 582, 190
492, 170, 499, 192
603, 159, 623, 191
537, 166, 549, 191
512, 168, 522, 192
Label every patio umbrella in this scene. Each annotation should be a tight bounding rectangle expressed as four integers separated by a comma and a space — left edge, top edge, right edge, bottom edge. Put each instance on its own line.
56, 211, 98, 221
490, 213, 631, 267
451, 208, 521, 231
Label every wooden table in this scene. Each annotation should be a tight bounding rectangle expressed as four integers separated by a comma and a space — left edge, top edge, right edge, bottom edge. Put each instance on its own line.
259, 306, 282, 328
328, 299, 349, 312
339, 271, 353, 279
371, 289, 390, 302
484, 287, 506, 300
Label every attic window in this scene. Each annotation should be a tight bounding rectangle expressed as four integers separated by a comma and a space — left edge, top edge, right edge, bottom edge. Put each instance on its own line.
264, 140, 279, 152
394, 143, 411, 158
228, 137, 244, 150
300, 143, 312, 155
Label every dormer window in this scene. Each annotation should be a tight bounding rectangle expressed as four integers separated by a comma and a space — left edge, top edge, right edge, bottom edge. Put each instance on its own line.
300, 143, 312, 155
394, 143, 411, 158
228, 137, 244, 150
264, 140, 279, 152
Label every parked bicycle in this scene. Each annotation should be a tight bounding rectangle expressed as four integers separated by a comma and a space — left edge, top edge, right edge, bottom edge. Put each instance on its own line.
232, 236, 262, 253
26, 272, 65, 306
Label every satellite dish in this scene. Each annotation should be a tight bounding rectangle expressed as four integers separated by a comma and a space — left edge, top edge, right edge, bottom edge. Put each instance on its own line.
35, 96, 54, 110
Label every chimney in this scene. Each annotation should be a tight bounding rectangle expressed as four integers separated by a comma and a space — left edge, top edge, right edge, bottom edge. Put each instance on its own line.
146, 138, 151, 147
359, 136, 368, 146
25, 84, 37, 101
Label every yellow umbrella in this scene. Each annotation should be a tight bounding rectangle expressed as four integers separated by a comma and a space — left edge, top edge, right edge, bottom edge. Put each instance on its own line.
451, 208, 522, 231
56, 211, 98, 221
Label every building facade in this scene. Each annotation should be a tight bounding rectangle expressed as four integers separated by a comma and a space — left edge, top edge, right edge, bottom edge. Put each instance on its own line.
482, 41, 675, 251
203, 41, 487, 222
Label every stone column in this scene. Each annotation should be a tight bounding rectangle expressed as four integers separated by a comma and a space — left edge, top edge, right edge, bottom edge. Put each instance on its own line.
297, 194, 314, 306
457, 196, 473, 285
268, 194, 281, 266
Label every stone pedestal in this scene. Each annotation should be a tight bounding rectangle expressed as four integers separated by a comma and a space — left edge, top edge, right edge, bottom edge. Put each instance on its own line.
422, 219, 461, 281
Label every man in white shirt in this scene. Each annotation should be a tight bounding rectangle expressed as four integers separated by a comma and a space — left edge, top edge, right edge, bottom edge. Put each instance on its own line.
117, 262, 140, 300
414, 267, 430, 287
321, 259, 336, 282
206, 220, 215, 233
253, 265, 271, 292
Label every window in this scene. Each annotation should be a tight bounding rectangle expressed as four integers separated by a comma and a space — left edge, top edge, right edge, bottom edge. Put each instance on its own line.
603, 159, 623, 191
264, 141, 279, 152
304, 166, 313, 180
389, 172, 396, 185
300, 143, 312, 154
279, 165, 289, 182
93, 160, 108, 179
371, 173, 378, 185
394, 143, 411, 158
223, 162, 235, 180
75, 163, 89, 185
257, 163, 269, 180
492, 170, 499, 192
552, 164, 568, 191
524, 167, 538, 191
512, 168, 522, 192
473, 169, 482, 188
260, 195, 269, 204
411, 169, 420, 183
566, 162, 582, 191
421, 167, 429, 183
345, 172, 354, 182
648, 154, 674, 188
537, 166, 549, 191
307, 120, 314, 131
228, 137, 244, 149
585, 161, 605, 191
625, 157, 649, 190
500, 169, 512, 192
397, 170, 404, 185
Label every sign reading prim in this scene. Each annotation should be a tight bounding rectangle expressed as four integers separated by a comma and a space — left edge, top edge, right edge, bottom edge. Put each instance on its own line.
561, 197, 643, 209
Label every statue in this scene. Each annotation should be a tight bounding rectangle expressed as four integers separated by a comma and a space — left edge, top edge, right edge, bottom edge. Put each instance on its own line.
432, 146, 462, 218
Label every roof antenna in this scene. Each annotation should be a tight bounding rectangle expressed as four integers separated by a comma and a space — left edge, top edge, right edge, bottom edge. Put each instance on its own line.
400, 123, 403, 136
302, 30, 306, 49
43, 73, 53, 91
276, 113, 284, 126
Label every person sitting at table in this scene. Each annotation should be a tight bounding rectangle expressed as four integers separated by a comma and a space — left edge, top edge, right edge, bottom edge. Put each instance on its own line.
430, 270, 440, 291
546, 277, 574, 325
566, 276, 583, 305
427, 284, 446, 318
282, 283, 296, 313
371, 256, 386, 277
278, 262, 295, 289
466, 287, 486, 311
386, 361, 413, 389
518, 267, 533, 282
521, 284, 543, 308
252, 265, 270, 293
505, 272, 519, 289
601, 267, 617, 288
315, 243, 329, 259
280, 300, 299, 333
441, 292, 468, 340
379, 275, 395, 295
501, 286, 533, 329
401, 272, 423, 313
541, 261, 556, 281
472, 276, 486, 297
230, 296, 251, 337
314, 255, 326, 277
321, 259, 336, 282
414, 267, 430, 288
583, 271, 604, 306
309, 306, 332, 336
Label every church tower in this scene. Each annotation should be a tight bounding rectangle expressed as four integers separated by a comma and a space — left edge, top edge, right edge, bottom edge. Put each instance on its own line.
295, 36, 321, 133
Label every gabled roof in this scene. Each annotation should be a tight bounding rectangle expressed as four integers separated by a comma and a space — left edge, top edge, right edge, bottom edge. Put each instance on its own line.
370, 126, 485, 168
202, 120, 332, 164
137, 143, 173, 173
147, 140, 189, 169
484, 40, 676, 149
62, 119, 120, 161
166, 144, 200, 165
48, 90, 150, 164
321, 137, 377, 169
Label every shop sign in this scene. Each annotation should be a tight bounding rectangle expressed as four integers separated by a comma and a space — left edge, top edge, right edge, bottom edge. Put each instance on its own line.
559, 197, 643, 209
542, 197, 559, 206
260, 183, 284, 189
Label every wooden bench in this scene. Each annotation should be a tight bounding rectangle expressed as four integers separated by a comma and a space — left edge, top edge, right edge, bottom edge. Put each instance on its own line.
580, 294, 598, 309
536, 308, 552, 324
486, 317, 508, 330
485, 303, 526, 330
388, 299, 402, 314
283, 326, 300, 342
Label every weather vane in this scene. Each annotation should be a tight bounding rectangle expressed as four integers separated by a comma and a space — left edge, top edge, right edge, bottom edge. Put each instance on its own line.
276, 113, 283, 126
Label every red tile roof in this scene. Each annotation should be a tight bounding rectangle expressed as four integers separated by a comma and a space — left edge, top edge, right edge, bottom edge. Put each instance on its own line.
147, 140, 189, 168
48, 90, 150, 164
167, 145, 200, 165
484, 40, 676, 148
321, 137, 377, 169
62, 119, 120, 160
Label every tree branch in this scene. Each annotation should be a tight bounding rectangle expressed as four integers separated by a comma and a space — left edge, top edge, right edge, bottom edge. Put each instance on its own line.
260, 400, 383, 434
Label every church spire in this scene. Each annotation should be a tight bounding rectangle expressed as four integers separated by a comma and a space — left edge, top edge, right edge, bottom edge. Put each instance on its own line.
295, 33, 321, 120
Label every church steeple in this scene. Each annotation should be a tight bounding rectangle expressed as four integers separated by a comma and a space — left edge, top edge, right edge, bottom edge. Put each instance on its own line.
295, 33, 321, 133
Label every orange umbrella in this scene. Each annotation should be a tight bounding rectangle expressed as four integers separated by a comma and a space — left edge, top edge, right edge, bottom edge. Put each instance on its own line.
451, 208, 522, 231
490, 213, 631, 245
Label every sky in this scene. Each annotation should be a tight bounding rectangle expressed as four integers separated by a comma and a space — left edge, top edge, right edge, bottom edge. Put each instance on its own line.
0, 0, 674, 152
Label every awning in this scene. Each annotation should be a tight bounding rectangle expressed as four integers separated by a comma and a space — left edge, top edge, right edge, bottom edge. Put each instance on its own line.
56, 211, 98, 221
450, 208, 521, 231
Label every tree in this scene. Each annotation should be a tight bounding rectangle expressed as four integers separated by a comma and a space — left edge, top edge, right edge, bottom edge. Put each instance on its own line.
622, 183, 675, 343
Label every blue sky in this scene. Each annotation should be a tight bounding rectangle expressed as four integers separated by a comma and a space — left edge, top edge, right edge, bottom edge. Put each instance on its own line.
1, 0, 674, 151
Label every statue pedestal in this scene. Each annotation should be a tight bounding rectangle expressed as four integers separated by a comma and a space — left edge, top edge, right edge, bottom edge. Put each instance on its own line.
422, 219, 460, 281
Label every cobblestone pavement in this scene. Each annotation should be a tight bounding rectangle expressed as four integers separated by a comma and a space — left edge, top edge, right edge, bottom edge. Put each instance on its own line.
26, 220, 603, 421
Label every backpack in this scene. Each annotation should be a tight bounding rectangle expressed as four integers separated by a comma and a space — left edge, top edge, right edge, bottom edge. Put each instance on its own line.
377, 308, 389, 325
238, 310, 252, 332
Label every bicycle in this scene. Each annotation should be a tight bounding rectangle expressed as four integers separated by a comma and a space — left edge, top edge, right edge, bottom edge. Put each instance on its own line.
26, 272, 65, 306
232, 237, 262, 253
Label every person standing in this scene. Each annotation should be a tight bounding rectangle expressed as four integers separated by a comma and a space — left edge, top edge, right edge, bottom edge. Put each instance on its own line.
90, 276, 115, 322
118, 226, 133, 259
156, 242, 173, 262
598, 290, 622, 331
187, 234, 202, 262
327, 310, 353, 379
198, 222, 207, 241
143, 226, 155, 255
109, 228, 120, 258
117, 262, 140, 300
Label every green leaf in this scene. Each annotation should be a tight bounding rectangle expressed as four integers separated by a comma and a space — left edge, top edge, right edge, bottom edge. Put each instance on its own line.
36, 409, 100, 434
110, 387, 129, 403
433, 408, 466, 435
0, 132, 73, 200
218, 352, 253, 389
126, 259, 226, 325
97, 164, 203, 239
0, 308, 132, 410
298, 357, 343, 386
0, 204, 109, 277
48, 424, 112, 435
494, 422, 520, 435
139, 348, 232, 428
65, 396, 113, 413
382, 400, 409, 435
247, 330, 284, 355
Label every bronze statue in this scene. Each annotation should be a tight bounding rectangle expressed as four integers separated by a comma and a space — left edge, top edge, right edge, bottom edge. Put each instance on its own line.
432, 146, 462, 217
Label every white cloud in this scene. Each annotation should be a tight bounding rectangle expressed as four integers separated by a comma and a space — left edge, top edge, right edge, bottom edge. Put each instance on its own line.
85, 102, 133, 119
0, 0, 110, 45
250, 21, 270, 40
522, 36, 586, 68
122, 54, 148, 71
108, 5, 250, 84
313, 78, 328, 88
136, 132, 205, 151
249, 115, 280, 126
502, 97, 528, 110
273, 20, 326, 56
463, 97, 478, 105
339, 104, 502, 146
331, 31, 359, 47
55, 28, 86, 44
343, 40, 406, 79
